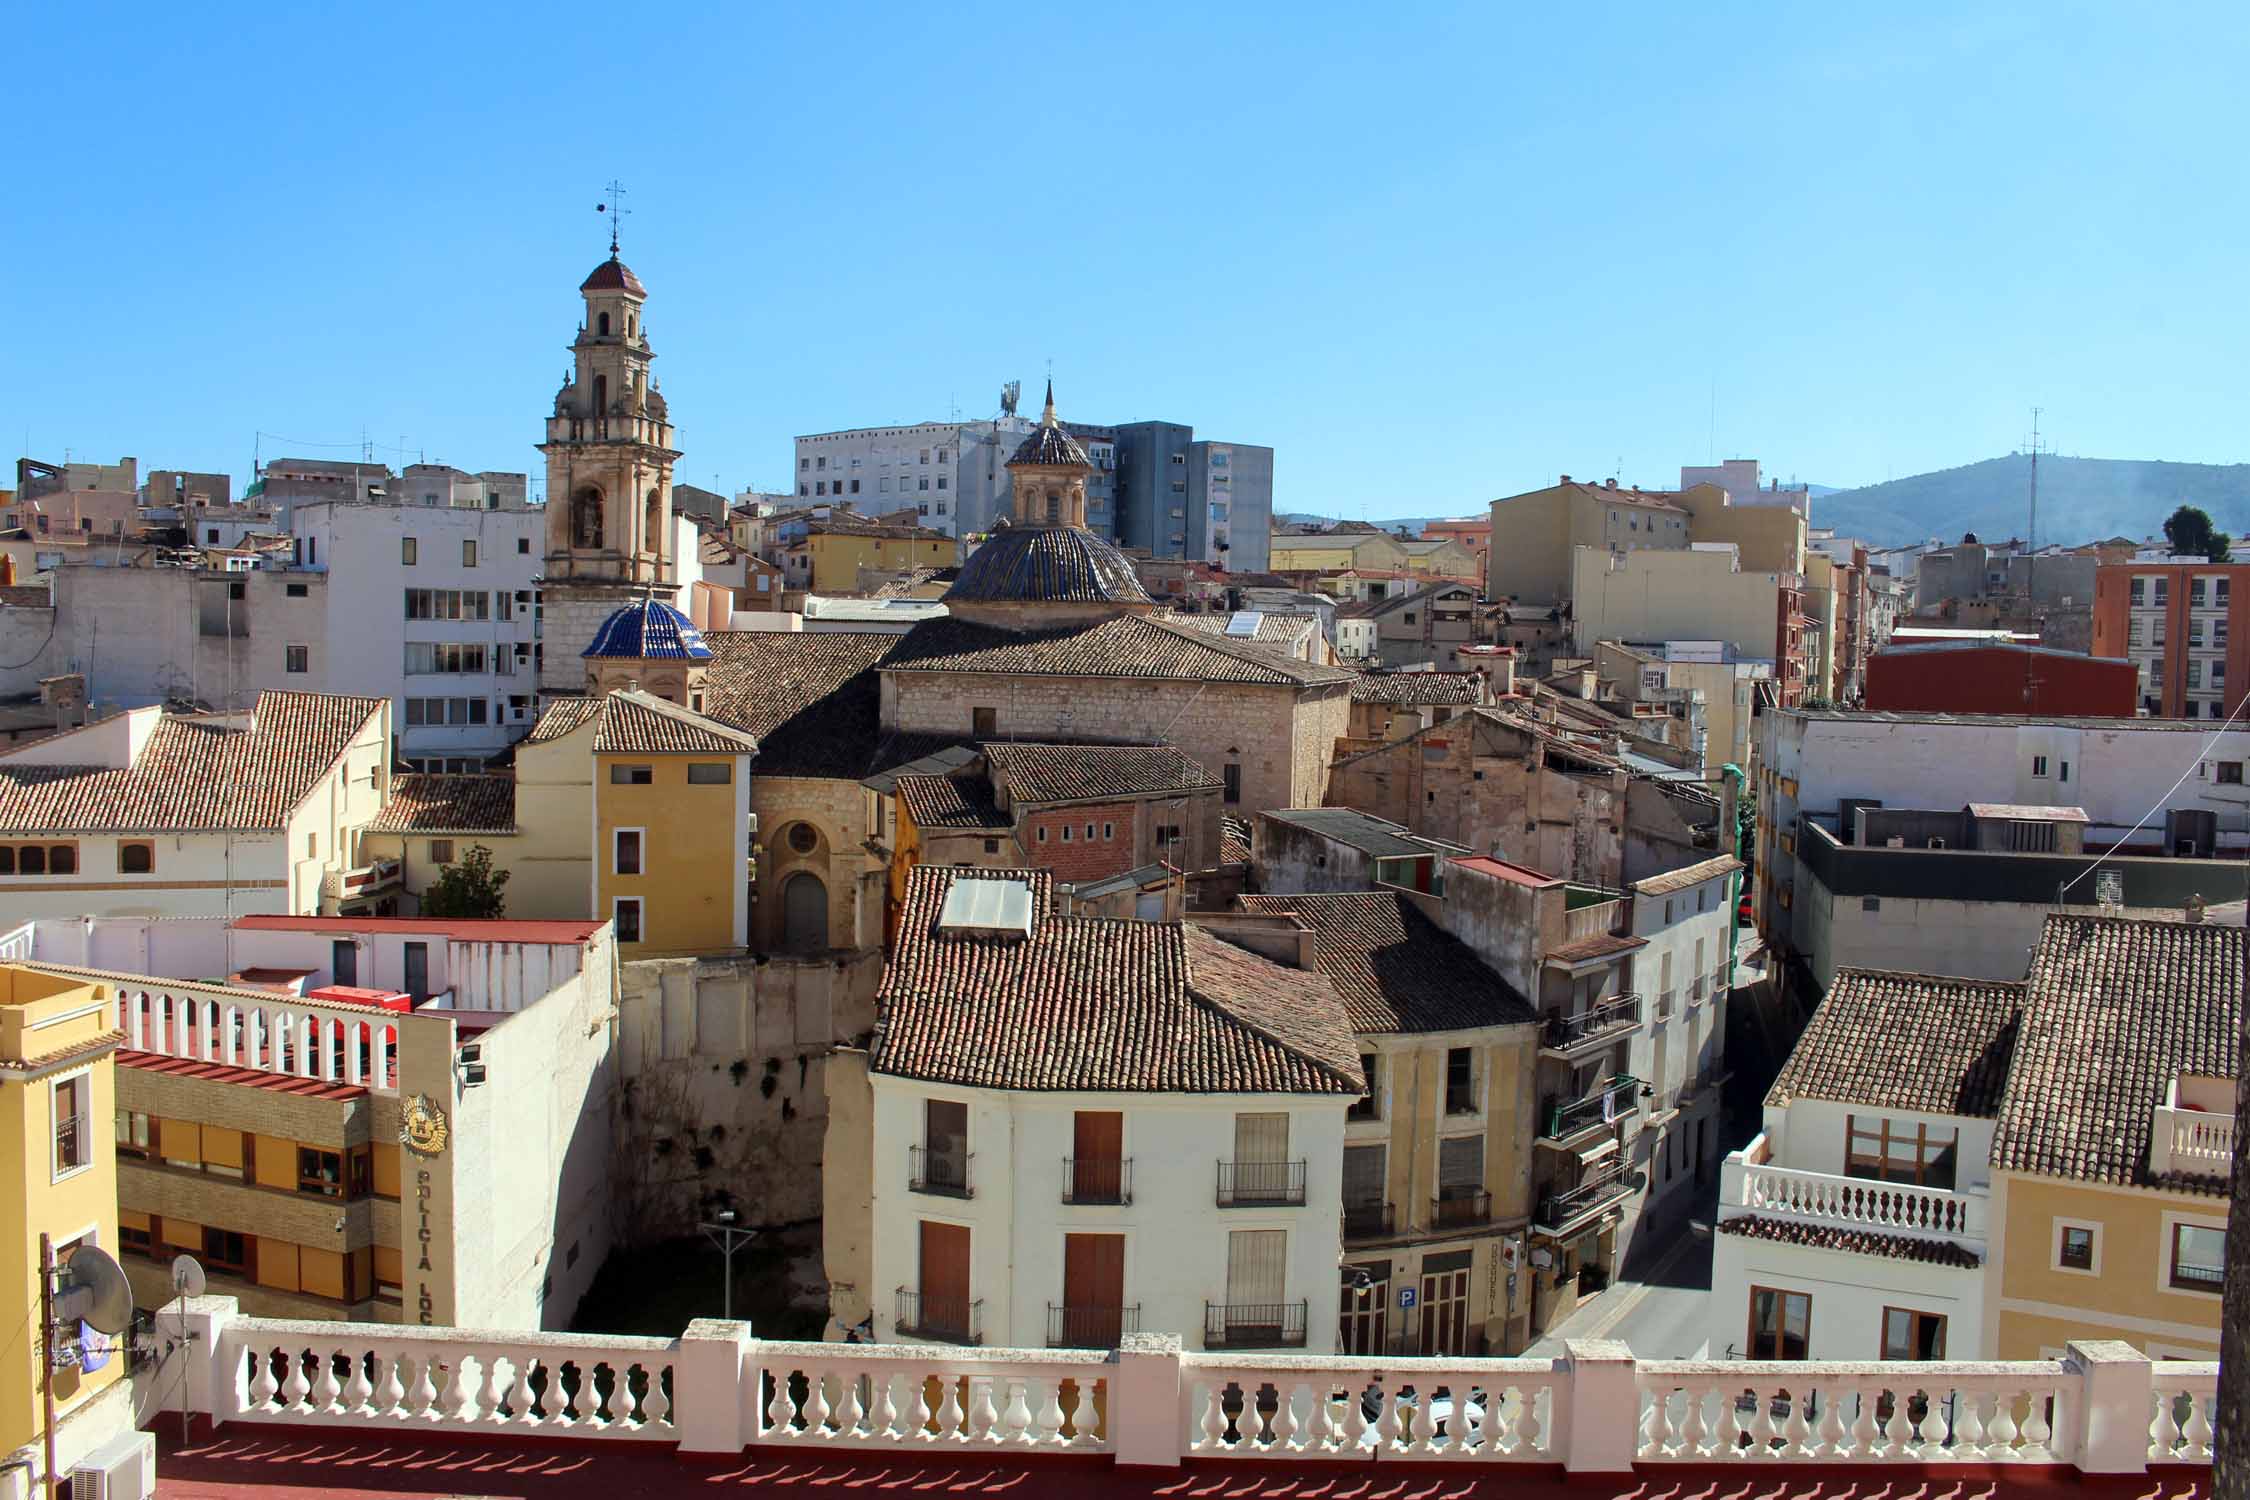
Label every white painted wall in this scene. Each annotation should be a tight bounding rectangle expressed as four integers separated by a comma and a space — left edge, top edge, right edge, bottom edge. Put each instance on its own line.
1710, 1223, 1986, 1360
868, 1075, 1348, 1352
1765, 1099, 1997, 1193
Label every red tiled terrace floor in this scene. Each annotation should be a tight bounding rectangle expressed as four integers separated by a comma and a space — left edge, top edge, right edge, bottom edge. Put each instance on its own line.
151, 1421, 2216, 1500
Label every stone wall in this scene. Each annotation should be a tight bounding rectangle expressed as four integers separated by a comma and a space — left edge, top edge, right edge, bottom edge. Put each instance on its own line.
613, 950, 880, 1239
752, 774, 887, 954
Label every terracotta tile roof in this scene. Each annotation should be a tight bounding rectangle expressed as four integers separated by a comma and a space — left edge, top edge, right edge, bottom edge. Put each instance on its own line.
983, 743, 1220, 805
366, 775, 517, 834
1992, 913, 2243, 1192
1766, 969, 2023, 1117
698, 631, 901, 778
592, 691, 760, 755
1544, 931, 1650, 964
1351, 672, 1486, 705
1632, 855, 1743, 896
944, 526, 1151, 606
1220, 815, 1252, 865
874, 865, 1362, 1095
580, 256, 646, 295
806, 518, 953, 542
1717, 1213, 1983, 1269
1235, 892, 1536, 1035
0, 690, 385, 833
895, 772, 1010, 832
522, 691, 759, 756
1168, 610, 1321, 647
119, 1048, 367, 1101
884, 614, 1354, 688
0, 1029, 124, 1072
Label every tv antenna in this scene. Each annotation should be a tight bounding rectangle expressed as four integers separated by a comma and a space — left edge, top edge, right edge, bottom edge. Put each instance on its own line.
596, 181, 631, 255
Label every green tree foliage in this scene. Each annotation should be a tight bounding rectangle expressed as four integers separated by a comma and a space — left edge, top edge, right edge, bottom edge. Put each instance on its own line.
2165, 504, 2233, 563
418, 842, 510, 919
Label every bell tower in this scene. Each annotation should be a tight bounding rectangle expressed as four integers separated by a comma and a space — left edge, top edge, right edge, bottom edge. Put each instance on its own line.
537, 238, 683, 692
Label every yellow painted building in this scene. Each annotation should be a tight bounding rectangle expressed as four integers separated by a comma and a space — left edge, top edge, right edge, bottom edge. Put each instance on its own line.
786, 521, 957, 593
1271, 531, 1410, 575
1991, 1171, 2225, 1359
1, 966, 124, 1466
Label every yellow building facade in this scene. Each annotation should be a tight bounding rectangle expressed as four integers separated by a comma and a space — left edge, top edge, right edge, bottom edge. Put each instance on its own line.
1989, 1171, 2225, 1359
793, 524, 957, 593
1, 966, 123, 1465
1271, 532, 1410, 575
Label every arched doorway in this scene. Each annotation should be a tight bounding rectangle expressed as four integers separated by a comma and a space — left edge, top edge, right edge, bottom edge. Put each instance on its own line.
781, 871, 828, 953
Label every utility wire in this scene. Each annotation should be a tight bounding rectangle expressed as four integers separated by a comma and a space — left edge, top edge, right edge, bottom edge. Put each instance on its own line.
2058, 693, 2250, 900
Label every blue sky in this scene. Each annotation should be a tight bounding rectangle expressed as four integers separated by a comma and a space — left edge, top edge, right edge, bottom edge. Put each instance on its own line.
11, 2, 2247, 520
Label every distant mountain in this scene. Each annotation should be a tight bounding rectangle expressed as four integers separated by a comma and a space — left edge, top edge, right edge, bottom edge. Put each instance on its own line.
1814, 455, 2250, 548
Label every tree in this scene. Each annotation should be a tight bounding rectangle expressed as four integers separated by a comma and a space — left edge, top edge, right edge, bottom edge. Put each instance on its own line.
418, 843, 509, 919
2164, 504, 2233, 563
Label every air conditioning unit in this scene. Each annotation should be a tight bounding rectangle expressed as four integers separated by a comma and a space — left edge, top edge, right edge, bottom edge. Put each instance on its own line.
70, 1429, 156, 1500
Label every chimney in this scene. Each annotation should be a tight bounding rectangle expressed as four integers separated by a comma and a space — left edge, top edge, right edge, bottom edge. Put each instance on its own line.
1605, 477, 1618, 490
1560, 475, 1572, 486
2185, 893, 2207, 925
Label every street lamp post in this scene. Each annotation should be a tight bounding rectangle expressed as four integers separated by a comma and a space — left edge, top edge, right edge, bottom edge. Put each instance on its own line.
700, 1210, 758, 1322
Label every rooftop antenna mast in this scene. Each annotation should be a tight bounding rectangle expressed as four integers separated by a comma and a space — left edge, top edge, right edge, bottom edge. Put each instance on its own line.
597, 180, 630, 255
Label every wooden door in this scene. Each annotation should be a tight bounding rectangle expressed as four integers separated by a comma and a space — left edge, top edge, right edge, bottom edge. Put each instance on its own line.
1339, 1266, 1388, 1355
1072, 1111, 1124, 1202
1419, 1267, 1471, 1355
1060, 1232, 1126, 1346
918, 1220, 972, 1340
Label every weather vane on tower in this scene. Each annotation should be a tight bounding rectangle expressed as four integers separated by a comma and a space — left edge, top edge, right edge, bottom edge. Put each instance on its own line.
596, 180, 631, 256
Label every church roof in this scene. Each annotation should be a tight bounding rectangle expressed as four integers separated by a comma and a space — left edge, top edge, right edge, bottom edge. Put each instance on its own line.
943, 524, 1151, 607
581, 256, 647, 296
583, 598, 712, 660
1009, 423, 1091, 468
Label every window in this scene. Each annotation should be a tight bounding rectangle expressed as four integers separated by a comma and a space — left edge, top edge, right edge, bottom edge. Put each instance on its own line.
404, 642, 489, 675
1747, 1286, 1811, 1359
299, 1146, 345, 1197
2219, 762, 2244, 786
686, 762, 731, 784
286, 582, 309, 597
405, 697, 488, 726
52, 1076, 88, 1176
786, 822, 819, 854
1084, 823, 1096, 841
402, 537, 417, 565
972, 706, 997, 737
615, 828, 644, 875
2170, 1222, 2223, 1292
1349, 1053, 1381, 1120
116, 1109, 151, 1157
202, 1228, 249, 1275
2155, 578, 2170, 605
2131, 578, 2147, 606
1444, 1047, 1477, 1114
2031, 755, 2049, 777
118, 842, 154, 874
307, 832, 318, 858
2057, 1222, 2098, 1272
285, 644, 309, 674
428, 839, 455, 865
613, 897, 643, 943
48, 843, 76, 874
2188, 662, 2203, 690
462, 539, 478, 567
405, 589, 491, 621
1845, 1115, 1959, 1189
1101, 822, 1113, 840
1861, 896, 1881, 913
610, 763, 653, 785
2191, 579, 2208, 607
1222, 764, 1242, 805
1880, 1307, 1947, 1361
120, 1219, 155, 1257
518, 537, 530, 554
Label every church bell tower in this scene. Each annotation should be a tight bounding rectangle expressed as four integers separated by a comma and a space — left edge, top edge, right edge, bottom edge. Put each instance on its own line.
537, 242, 682, 692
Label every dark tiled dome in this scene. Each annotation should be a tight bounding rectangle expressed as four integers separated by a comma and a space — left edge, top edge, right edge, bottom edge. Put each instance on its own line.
584, 598, 712, 660
943, 525, 1151, 606
581, 256, 647, 296
1009, 422, 1090, 468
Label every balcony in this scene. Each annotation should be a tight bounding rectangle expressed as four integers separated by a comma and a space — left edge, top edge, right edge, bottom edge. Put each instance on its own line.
1535, 1167, 1632, 1236
908, 1146, 972, 1199
168, 1297, 2215, 1479
894, 1288, 982, 1344
1203, 1299, 1309, 1350
1539, 1075, 1640, 1145
1062, 1155, 1132, 1205
1342, 1201, 1395, 1242
1215, 1159, 1306, 1208
1046, 1302, 1141, 1348
1431, 1190, 1492, 1230
2150, 1075, 2235, 1180
1720, 1134, 1986, 1246
1541, 993, 1642, 1057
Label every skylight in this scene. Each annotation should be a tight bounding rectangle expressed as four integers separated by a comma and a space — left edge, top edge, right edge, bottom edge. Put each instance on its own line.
937, 877, 1033, 937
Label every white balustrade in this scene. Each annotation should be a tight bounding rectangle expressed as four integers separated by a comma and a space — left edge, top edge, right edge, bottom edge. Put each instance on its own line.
754, 1339, 1111, 1449
162, 1302, 2212, 1476
1733, 1161, 1984, 1242
1637, 1361, 2070, 1462
2151, 1105, 2234, 1179
217, 1317, 675, 1439
1181, 1355, 1561, 1461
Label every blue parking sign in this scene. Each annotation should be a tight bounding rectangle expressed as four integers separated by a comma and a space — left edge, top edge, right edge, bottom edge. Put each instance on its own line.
1398, 1286, 1418, 1309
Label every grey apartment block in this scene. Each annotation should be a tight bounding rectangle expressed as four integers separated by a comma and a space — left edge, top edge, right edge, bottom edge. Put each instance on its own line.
1109, 421, 1272, 569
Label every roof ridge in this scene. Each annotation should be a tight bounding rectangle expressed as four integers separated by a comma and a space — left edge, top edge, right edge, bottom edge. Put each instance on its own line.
1180, 927, 1363, 1090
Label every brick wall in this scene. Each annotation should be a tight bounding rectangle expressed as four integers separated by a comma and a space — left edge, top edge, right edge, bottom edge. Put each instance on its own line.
1021, 802, 1137, 881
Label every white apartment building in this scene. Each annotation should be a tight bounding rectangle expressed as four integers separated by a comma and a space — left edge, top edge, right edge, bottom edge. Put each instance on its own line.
795, 414, 1120, 540
1711, 966, 1999, 1361
1679, 458, 1811, 516
835, 866, 1362, 1353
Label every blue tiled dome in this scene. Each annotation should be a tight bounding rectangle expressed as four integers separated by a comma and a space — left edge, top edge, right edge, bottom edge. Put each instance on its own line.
583, 598, 712, 660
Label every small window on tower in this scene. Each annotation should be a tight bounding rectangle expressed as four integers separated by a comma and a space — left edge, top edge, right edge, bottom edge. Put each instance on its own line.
597, 312, 610, 336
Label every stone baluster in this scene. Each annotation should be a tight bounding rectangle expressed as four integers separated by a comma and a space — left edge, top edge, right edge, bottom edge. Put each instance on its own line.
933, 1374, 964, 1442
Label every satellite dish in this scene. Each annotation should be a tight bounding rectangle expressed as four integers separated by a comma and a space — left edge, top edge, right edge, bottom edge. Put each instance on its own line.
57, 1246, 134, 1335
171, 1255, 207, 1299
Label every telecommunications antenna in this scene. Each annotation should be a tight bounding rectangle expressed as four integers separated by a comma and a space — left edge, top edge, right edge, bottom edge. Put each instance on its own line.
57, 1245, 135, 1335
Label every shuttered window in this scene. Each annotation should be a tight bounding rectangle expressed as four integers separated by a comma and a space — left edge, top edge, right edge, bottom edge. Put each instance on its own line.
1226, 1229, 1286, 1304
1342, 1145, 1385, 1207
1234, 1113, 1288, 1162
1439, 1134, 1484, 1190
